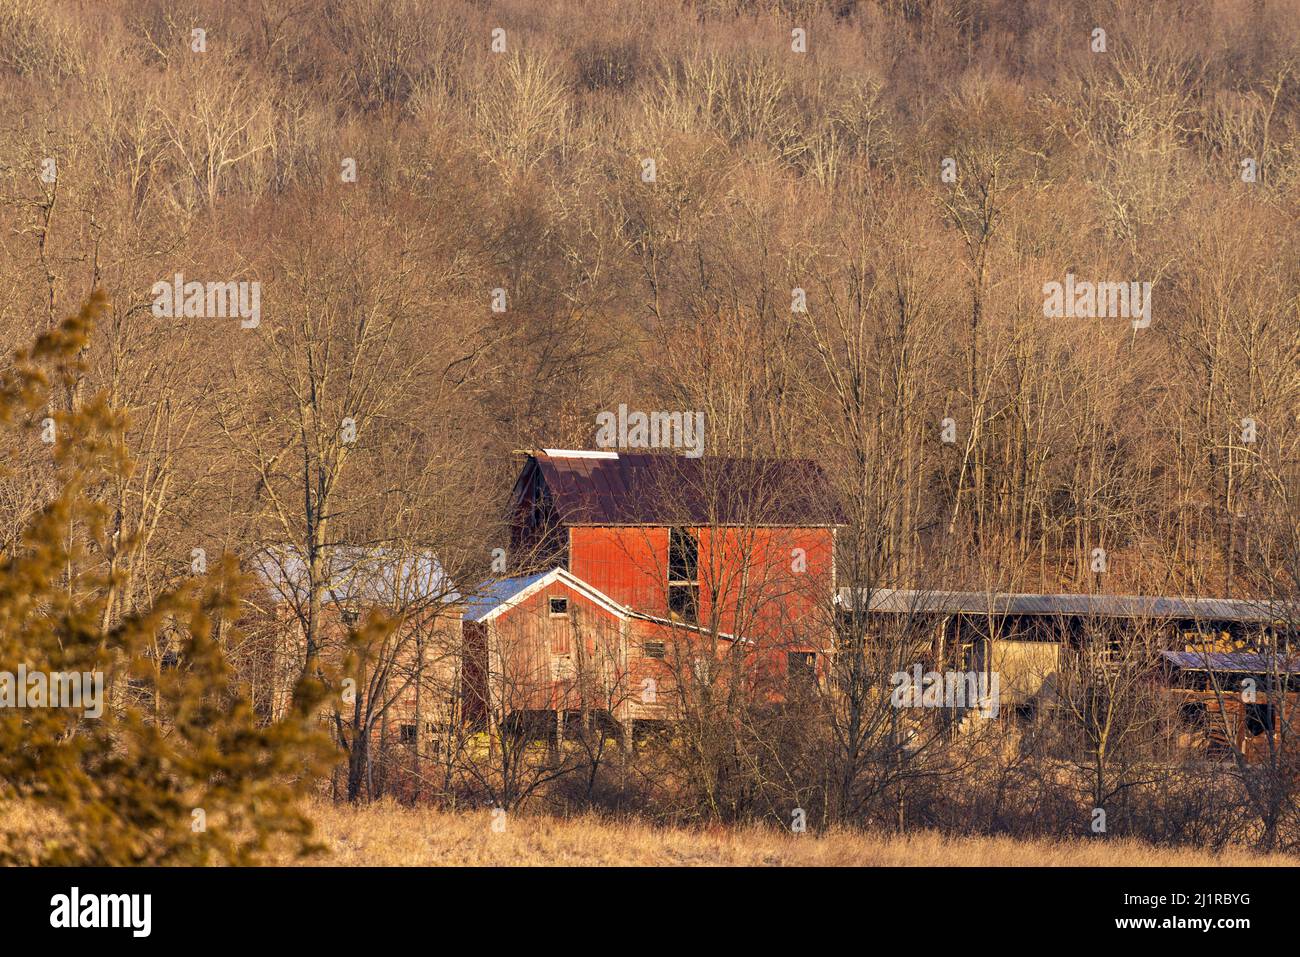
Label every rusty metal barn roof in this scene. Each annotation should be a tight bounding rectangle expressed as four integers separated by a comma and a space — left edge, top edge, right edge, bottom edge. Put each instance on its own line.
526, 450, 843, 527
841, 588, 1290, 624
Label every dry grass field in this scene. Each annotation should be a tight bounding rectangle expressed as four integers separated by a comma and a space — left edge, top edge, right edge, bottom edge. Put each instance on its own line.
287, 801, 1299, 867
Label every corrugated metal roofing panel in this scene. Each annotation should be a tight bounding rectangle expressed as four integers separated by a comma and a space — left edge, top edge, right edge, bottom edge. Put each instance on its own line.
1160, 651, 1300, 673
462, 570, 552, 622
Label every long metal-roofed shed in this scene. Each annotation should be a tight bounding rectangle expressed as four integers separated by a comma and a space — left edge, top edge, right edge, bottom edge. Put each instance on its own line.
843, 589, 1289, 624
835, 587, 1297, 710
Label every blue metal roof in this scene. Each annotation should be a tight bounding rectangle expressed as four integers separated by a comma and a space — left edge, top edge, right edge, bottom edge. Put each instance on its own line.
462, 570, 553, 623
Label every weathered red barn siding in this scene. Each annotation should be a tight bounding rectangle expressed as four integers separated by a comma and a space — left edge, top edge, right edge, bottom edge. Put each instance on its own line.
487, 451, 845, 721
568, 524, 834, 658
693, 526, 834, 648
624, 616, 682, 721
623, 616, 797, 711
568, 526, 669, 615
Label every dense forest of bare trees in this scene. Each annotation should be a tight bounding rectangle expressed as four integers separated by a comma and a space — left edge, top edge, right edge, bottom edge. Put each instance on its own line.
0, 0, 1298, 854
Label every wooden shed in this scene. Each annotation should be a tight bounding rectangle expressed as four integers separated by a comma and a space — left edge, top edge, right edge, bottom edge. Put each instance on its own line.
1161, 651, 1300, 762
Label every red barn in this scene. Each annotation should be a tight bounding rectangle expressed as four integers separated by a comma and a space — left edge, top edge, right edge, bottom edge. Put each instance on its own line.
509, 450, 839, 629
462, 449, 842, 740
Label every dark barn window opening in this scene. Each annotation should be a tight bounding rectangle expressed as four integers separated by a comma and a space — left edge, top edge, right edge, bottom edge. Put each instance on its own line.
668, 584, 699, 624
549, 596, 568, 616
644, 640, 666, 659
669, 526, 698, 582
668, 527, 700, 624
